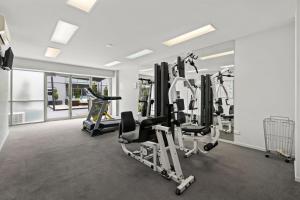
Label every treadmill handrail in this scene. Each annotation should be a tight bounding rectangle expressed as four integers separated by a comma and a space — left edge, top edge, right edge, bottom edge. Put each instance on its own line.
84, 87, 121, 101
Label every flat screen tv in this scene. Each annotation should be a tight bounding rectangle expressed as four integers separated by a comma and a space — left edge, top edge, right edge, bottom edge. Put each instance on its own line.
1, 47, 13, 70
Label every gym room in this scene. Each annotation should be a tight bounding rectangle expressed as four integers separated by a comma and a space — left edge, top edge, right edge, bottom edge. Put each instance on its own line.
0, 0, 299, 199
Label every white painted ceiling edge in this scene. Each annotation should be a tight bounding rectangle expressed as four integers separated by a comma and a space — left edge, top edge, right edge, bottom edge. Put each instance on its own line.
13, 57, 115, 78
0, 0, 296, 70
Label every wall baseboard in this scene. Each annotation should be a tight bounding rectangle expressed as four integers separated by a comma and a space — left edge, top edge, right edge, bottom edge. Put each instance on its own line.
0, 131, 9, 152
219, 139, 235, 144
233, 141, 265, 152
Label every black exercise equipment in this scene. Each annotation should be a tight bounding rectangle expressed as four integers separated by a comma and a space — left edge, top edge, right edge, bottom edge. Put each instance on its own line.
200, 74, 214, 126
119, 111, 167, 143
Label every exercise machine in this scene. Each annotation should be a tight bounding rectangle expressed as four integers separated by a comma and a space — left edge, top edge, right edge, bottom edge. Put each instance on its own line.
119, 61, 196, 195
118, 112, 194, 195
167, 55, 221, 158
82, 87, 121, 136
213, 70, 234, 134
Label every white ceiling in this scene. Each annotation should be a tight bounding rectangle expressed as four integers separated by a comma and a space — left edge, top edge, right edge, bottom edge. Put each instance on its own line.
0, 0, 296, 70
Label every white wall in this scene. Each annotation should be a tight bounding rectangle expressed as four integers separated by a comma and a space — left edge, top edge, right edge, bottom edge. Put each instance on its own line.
119, 65, 139, 116
295, 0, 300, 183
0, 70, 9, 151
14, 57, 115, 78
112, 71, 119, 116
235, 22, 295, 150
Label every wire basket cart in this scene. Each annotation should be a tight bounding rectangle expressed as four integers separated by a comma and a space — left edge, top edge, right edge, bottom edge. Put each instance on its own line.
263, 116, 295, 163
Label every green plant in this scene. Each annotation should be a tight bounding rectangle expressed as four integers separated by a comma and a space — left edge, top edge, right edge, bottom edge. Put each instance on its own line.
73, 88, 81, 99
92, 83, 98, 94
103, 86, 108, 96
52, 88, 59, 100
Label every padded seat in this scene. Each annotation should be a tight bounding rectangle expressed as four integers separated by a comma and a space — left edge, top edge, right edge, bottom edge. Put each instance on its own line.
221, 114, 234, 120
181, 125, 210, 136
182, 125, 205, 133
120, 130, 139, 143
119, 111, 167, 144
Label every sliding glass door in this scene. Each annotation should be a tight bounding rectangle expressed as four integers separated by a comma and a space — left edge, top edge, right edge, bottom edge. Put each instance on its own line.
45, 74, 92, 120
71, 76, 90, 118
46, 74, 70, 120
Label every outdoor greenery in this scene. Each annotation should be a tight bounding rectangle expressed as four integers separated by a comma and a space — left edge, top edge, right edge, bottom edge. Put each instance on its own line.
52, 88, 59, 101
103, 86, 108, 96
73, 88, 81, 99
92, 83, 98, 94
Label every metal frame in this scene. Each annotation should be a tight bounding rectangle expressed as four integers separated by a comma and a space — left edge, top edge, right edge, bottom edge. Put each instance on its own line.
45, 73, 71, 122
120, 125, 195, 195
70, 75, 91, 119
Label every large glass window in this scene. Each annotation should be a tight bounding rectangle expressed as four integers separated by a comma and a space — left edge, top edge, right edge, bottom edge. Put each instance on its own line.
11, 70, 44, 124
9, 69, 113, 125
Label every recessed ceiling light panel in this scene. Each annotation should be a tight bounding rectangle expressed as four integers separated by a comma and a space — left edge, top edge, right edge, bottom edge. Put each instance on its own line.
220, 65, 235, 69
201, 50, 235, 60
126, 49, 153, 59
51, 20, 79, 44
139, 68, 153, 72
104, 61, 121, 67
45, 47, 61, 58
163, 24, 216, 47
67, 0, 97, 13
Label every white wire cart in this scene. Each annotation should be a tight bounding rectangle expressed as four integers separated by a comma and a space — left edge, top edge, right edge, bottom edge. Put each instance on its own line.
263, 116, 295, 163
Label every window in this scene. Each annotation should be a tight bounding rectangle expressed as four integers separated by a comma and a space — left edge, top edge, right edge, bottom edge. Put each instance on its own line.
11, 70, 44, 124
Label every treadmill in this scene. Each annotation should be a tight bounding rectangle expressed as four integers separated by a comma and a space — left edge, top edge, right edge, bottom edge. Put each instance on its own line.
82, 87, 121, 136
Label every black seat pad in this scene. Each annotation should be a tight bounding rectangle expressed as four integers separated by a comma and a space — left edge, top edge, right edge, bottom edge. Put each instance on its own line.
222, 114, 234, 120
181, 125, 206, 133
120, 130, 139, 143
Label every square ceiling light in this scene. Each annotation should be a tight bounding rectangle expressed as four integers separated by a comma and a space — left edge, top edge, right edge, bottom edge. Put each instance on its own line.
126, 49, 153, 59
139, 68, 153, 72
220, 65, 235, 69
104, 61, 121, 67
51, 20, 79, 44
201, 50, 234, 60
67, 0, 97, 13
45, 47, 61, 58
163, 24, 216, 47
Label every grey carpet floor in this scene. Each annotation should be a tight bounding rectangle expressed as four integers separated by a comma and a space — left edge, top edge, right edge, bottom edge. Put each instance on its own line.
0, 119, 299, 200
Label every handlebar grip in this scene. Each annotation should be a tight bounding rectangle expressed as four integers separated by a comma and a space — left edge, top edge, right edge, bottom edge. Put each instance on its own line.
225, 99, 229, 105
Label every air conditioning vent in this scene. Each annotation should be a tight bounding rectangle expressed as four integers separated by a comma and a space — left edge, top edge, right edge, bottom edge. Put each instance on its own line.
9, 112, 26, 125
0, 15, 11, 46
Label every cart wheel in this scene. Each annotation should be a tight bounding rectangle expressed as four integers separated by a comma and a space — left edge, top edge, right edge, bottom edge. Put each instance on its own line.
265, 154, 270, 158
175, 189, 181, 196
285, 159, 290, 163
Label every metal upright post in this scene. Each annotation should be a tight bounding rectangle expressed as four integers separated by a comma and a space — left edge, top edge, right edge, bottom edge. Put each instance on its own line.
154, 64, 161, 117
